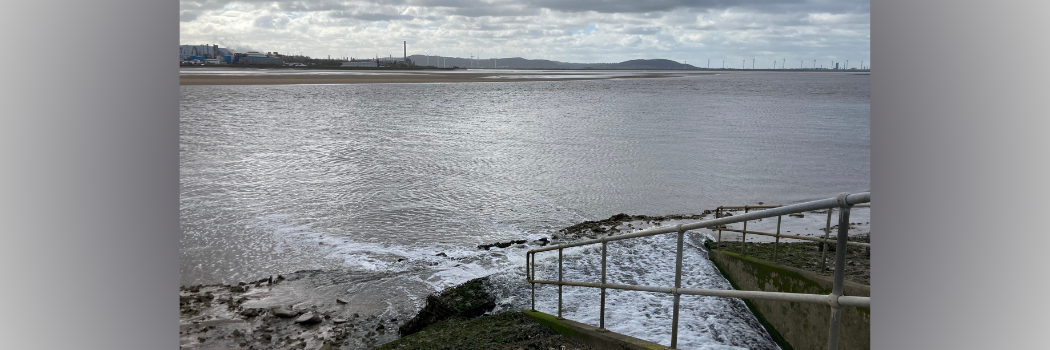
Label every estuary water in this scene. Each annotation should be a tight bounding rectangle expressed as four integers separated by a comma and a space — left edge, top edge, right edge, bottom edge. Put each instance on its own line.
180, 70, 869, 349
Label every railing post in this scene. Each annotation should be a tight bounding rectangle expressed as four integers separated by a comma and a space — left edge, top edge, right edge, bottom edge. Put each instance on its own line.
716, 207, 723, 250
670, 224, 685, 349
820, 208, 834, 272
741, 206, 749, 255
600, 239, 607, 331
774, 215, 782, 263
557, 247, 564, 320
529, 252, 536, 311
828, 194, 852, 350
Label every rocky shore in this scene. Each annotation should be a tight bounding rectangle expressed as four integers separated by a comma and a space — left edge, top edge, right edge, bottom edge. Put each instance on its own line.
179, 208, 868, 349
179, 273, 405, 350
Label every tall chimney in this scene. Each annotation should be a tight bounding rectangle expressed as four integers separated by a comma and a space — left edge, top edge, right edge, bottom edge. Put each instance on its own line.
403, 41, 407, 65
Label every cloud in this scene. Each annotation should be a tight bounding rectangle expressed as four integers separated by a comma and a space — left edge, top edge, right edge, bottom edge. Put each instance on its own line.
180, 0, 869, 65
328, 11, 414, 21
180, 11, 198, 22
253, 13, 291, 29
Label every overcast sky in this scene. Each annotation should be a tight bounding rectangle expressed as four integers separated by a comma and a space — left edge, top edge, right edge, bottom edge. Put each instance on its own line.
180, 0, 869, 68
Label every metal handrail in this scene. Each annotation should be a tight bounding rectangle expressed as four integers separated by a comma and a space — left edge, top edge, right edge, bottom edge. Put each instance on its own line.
526, 192, 871, 350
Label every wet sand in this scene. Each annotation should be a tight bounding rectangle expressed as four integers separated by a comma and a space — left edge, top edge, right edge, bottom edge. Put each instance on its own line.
179, 71, 711, 85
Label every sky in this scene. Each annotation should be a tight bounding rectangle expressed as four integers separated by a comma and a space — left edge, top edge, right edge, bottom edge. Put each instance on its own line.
179, 0, 870, 68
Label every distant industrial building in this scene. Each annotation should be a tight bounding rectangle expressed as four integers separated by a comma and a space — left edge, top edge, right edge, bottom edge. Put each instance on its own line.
238, 56, 284, 65
341, 60, 377, 67
180, 44, 231, 61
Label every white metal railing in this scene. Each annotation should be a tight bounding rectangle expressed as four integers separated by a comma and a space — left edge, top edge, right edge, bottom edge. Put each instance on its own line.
526, 192, 871, 350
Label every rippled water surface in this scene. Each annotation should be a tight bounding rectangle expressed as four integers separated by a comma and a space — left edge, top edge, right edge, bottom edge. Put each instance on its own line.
181, 71, 868, 348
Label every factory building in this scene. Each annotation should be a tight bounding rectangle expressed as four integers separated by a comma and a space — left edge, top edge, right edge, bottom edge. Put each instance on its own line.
180, 44, 231, 61
341, 60, 378, 67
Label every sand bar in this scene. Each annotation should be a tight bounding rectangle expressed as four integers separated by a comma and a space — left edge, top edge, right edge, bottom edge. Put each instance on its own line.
179, 71, 713, 85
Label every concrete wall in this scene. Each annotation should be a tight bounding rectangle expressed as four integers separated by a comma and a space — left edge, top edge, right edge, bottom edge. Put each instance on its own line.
709, 250, 869, 350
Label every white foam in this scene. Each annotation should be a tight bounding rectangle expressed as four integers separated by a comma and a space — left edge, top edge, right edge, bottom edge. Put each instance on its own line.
526, 223, 781, 349
259, 214, 786, 349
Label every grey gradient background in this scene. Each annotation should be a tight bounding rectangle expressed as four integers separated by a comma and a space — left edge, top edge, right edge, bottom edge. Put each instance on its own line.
1, 0, 179, 348
2, 0, 1046, 348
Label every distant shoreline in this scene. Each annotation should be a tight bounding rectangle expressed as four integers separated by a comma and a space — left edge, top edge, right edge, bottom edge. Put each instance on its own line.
179, 71, 715, 85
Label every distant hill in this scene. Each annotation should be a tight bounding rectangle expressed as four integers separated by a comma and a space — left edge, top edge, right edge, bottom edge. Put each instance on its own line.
407, 55, 698, 69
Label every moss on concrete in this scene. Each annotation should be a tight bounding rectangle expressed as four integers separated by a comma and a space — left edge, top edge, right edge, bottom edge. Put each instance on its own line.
709, 249, 870, 350
709, 234, 870, 285
709, 255, 795, 350
376, 312, 596, 350
522, 310, 578, 336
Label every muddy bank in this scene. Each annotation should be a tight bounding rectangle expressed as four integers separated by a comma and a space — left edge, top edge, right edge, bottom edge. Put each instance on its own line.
179, 271, 413, 349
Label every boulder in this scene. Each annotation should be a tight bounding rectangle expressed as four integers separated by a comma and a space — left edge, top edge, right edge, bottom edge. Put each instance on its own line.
295, 312, 322, 325
336, 298, 348, 304
272, 306, 299, 318
398, 277, 495, 337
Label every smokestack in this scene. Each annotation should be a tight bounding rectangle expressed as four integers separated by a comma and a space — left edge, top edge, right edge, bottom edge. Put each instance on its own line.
404, 41, 406, 65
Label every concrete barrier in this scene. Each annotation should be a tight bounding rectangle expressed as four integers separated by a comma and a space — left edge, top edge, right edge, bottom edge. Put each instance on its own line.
709, 250, 869, 350
523, 310, 668, 350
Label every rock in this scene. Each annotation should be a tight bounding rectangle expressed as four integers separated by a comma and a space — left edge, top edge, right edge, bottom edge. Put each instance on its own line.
336, 298, 348, 304
435, 252, 447, 257
295, 312, 322, 325
789, 213, 804, 218
239, 308, 263, 318
398, 277, 496, 337
477, 240, 527, 250
333, 318, 347, 324
229, 285, 247, 293
376, 324, 385, 331
272, 306, 299, 318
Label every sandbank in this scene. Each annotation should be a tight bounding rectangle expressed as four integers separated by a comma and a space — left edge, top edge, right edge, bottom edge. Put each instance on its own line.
179, 71, 712, 85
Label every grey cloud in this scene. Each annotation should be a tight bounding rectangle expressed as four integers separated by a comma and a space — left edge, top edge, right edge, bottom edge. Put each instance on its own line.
448, 6, 541, 17
180, 11, 199, 22
619, 27, 662, 35
328, 11, 415, 21
254, 14, 291, 29
180, 0, 868, 16
526, 0, 805, 14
